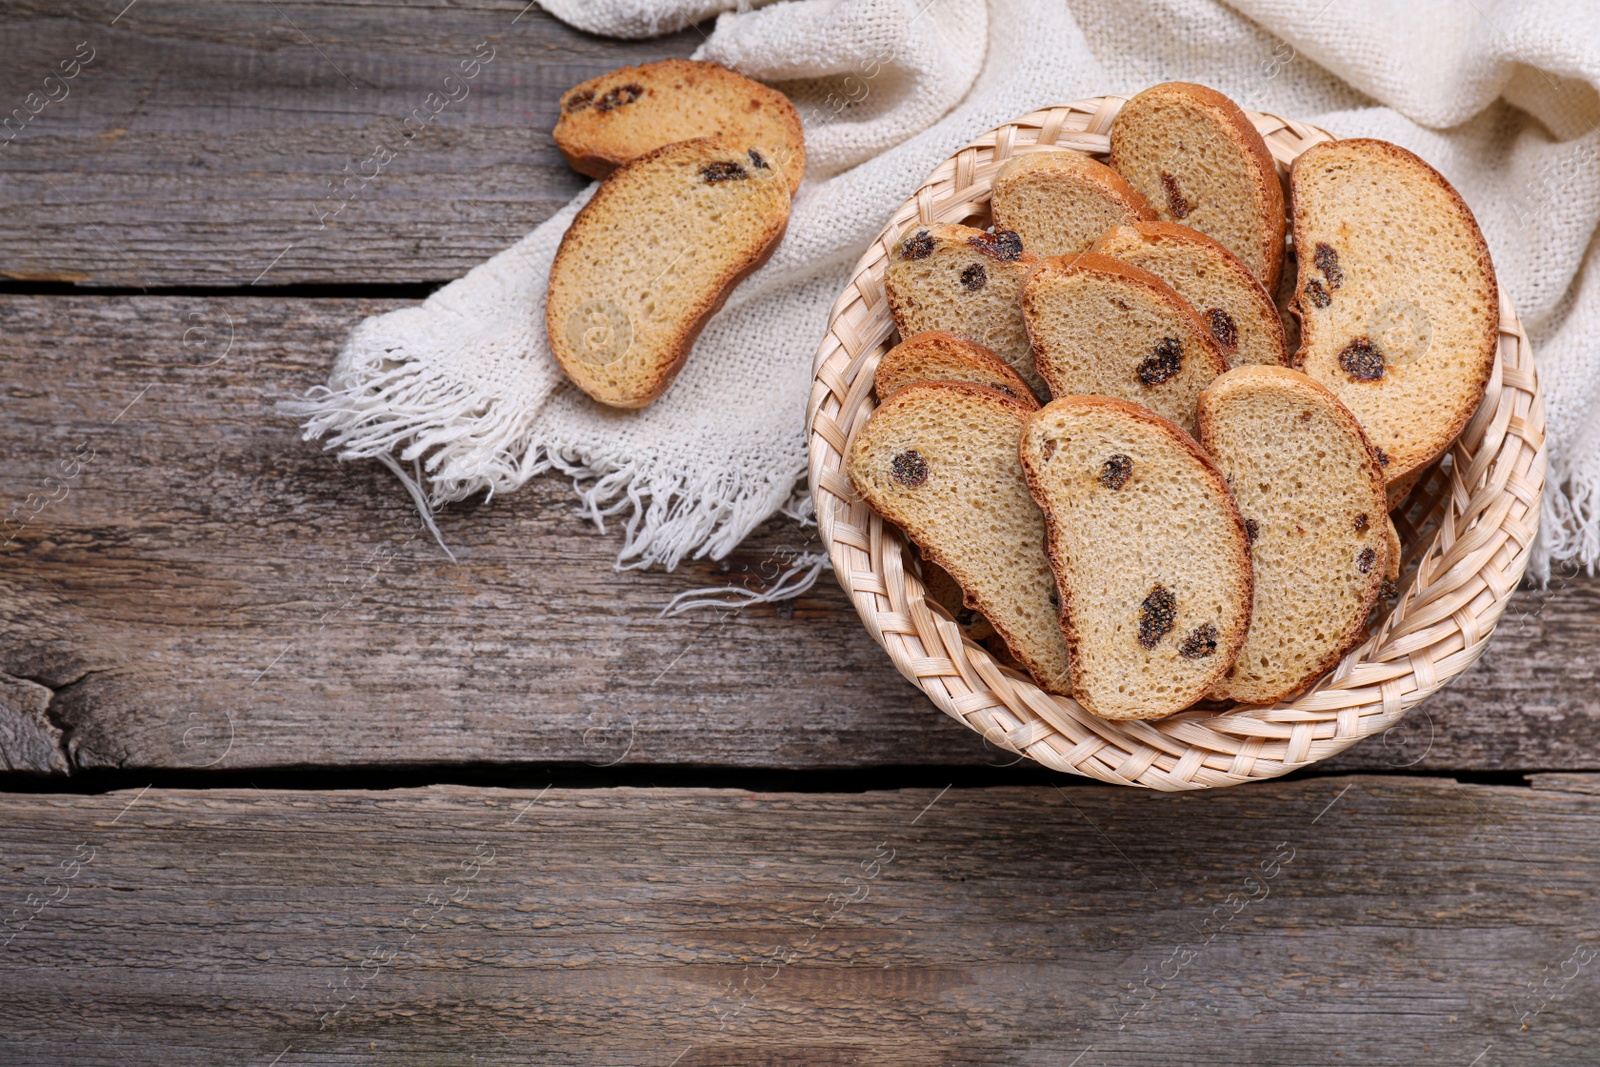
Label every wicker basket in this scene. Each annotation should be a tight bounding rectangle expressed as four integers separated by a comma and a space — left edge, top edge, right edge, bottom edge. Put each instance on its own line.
807, 96, 1547, 790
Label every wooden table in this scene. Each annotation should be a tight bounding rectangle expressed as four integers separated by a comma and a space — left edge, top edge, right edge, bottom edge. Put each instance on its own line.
2, 4, 1596, 1063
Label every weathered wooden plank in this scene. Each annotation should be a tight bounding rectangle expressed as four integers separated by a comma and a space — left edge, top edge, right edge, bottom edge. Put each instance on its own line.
0, 294, 1595, 774
1, 777, 1597, 1065
0, 1, 700, 286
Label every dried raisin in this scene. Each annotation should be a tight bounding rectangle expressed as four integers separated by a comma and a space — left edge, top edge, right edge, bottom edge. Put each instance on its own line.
1100, 454, 1133, 490
1357, 547, 1376, 574
1313, 242, 1343, 289
1179, 623, 1219, 659
596, 84, 644, 112
891, 450, 928, 487
1354, 513, 1369, 532
1375, 446, 1391, 468
747, 149, 769, 170
960, 263, 988, 291
1304, 279, 1331, 309
1137, 338, 1183, 386
1206, 308, 1238, 353
1244, 518, 1260, 544
564, 89, 595, 112
1139, 585, 1177, 649
1160, 173, 1190, 219
700, 160, 749, 183
1338, 338, 1385, 382
901, 230, 935, 260
967, 229, 1025, 261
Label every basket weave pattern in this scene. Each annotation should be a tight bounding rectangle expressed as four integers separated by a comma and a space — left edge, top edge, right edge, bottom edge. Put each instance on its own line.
807, 97, 1547, 790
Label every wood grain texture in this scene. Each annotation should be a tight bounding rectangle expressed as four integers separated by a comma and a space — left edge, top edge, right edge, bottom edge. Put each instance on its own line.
2, 777, 1599, 1065
0, 296, 1590, 776
0, 293, 1595, 775
0, 1, 700, 286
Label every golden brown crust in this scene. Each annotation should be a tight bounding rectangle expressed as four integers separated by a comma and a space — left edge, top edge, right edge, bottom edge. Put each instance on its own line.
873, 331, 1038, 407
546, 138, 789, 409
1018, 395, 1253, 718
553, 58, 806, 194
848, 381, 1067, 693
1109, 82, 1287, 294
1288, 137, 1499, 486
1195, 366, 1388, 704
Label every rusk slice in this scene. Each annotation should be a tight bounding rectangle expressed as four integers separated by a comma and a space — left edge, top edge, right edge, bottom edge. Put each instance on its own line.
554, 59, 805, 193
1197, 366, 1390, 705
874, 331, 1038, 408
1108, 82, 1287, 293
883, 223, 1045, 397
1019, 396, 1252, 720
1289, 138, 1498, 487
846, 383, 1071, 693
1020, 253, 1226, 434
1091, 222, 1287, 368
546, 138, 790, 409
989, 151, 1156, 257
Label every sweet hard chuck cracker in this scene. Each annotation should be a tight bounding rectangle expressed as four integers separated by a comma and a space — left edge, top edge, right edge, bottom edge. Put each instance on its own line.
546, 138, 790, 408
1019, 396, 1253, 720
883, 223, 1046, 398
1289, 138, 1498, 488
873, 331, 1038, 409
1109, 82, 1287, 294
554, 58, 806, 193
1020, 253, 1226, 434
989, 151, 1156, 258
1091, 222, 1287, 369
846, 382, 1072, 694
1197, 366, 1391, 705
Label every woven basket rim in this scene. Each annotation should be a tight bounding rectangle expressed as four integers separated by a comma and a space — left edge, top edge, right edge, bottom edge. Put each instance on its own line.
806, 96, 1548, 790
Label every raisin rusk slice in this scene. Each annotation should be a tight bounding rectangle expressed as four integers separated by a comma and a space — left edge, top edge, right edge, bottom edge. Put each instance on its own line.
845, 382, 1071, 694
1019, 395, 1253, 720
872, 331, 1038, 408
1091, 221, 1288, 369
1197, 366, 1389, 705
883, 223, 1046, 398
546, 139, 790, 409
1108, 83, 1287, 293
553, 58, 805, 193
1019, 253, 1225, 434
1289, 138, 1497, 487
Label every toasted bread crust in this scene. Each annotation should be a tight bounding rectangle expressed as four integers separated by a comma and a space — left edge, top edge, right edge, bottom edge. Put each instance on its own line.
554, 58, 805, 194
1019, 396, 1253, 719
1288, 137, 1499, 486
546, 138, 789, 408
873, 331, 1038, 408
1196, 366, 1389, 704
1109, 82, 1287, 294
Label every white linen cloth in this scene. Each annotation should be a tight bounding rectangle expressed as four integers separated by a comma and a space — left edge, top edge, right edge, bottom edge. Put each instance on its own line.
288, 0, 1600, 584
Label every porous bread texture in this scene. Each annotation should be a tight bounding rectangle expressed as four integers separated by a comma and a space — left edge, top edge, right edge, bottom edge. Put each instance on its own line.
874, 331, 1038, 409
1019, 253, 1227, 435
883, 223, 1046, 398
1108, 82, 1287, 294
1019, 396, 1252, 720
990, 151, 1155, 258
546, 138, 790, 409
1290, 138, 1498, 487
1196, 366, 1389, 705
846, 382, 1072, 693
553, 58, 805, 193
1092, 222, 1287, 369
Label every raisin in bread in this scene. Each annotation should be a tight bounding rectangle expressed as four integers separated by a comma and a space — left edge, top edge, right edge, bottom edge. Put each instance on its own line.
546, 138, 790, 408
1196, 366, 1390, 705
874, 331, 1038, 409
1091, 222, 1286, 369
1019, 396, 1252, 719
989, 151, 1155, 258
1109, 83, 1286, 294
1019, 253, 1226, 434
883, 223, 1046, 397
554, 59, 805, 193
846, 382, 1071, 693
920, 556, 997, 642
1289, 138, 1498, 488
